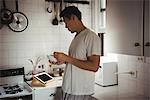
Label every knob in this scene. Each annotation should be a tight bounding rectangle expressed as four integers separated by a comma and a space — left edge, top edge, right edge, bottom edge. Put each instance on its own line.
134, 42, 140, 47
145, 42, 150, 47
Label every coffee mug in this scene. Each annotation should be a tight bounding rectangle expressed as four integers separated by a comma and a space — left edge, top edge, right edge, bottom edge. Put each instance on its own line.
47, 55, 57, 64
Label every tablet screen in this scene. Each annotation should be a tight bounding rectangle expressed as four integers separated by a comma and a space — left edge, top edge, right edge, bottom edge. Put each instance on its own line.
36, 73, 52, 82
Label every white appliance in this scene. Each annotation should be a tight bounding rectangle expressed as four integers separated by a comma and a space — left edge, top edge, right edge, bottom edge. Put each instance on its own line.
95, 62, 118, 86
0, 67, 32, 100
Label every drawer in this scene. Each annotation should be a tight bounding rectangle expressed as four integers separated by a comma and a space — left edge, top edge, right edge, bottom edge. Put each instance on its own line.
34, 87, 57, 100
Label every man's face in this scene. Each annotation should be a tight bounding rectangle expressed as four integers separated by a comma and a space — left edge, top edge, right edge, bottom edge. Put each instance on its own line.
63, 16, 76, 33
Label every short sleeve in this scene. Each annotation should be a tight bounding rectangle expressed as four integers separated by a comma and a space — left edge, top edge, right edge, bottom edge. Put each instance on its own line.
85, 32, 101, 57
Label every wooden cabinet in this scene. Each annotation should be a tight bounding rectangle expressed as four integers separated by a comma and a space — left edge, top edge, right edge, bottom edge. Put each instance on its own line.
144, 0, 150, 57
105, 0, 150, 99
105, 0, 149, 56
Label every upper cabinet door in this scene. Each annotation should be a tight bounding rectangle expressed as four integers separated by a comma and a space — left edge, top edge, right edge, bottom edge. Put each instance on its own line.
144, 0, 150, 57
105, 0, 144, 56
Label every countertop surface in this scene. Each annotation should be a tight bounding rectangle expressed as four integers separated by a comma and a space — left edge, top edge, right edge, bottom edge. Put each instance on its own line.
26, 77, 63, 90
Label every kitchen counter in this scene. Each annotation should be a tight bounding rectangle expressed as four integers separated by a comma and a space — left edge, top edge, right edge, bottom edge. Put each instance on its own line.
26, 77, 63, 100
26, 76, 62, 89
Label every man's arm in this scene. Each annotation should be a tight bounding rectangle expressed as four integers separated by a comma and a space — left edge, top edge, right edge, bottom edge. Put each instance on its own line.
54, 52, 100, 72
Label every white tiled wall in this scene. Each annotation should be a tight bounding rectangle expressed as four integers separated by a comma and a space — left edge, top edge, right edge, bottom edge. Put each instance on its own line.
117, 54, 150, 99
0, 0, 92, 73
147, 57, 150, 99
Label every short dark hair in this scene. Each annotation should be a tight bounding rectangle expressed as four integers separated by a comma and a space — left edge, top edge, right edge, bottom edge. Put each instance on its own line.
60, 6, 82, 20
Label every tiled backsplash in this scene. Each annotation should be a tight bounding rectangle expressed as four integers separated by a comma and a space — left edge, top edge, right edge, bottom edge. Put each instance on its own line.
0, 0, 92, 73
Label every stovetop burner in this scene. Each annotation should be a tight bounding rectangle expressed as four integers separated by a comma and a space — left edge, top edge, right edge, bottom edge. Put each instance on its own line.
3, 85, 19, 90
0, 67, 32, 99
3, 85, 23, 95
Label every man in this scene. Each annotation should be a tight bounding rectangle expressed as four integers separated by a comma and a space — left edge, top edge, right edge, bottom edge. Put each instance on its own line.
53, 6, 101, 100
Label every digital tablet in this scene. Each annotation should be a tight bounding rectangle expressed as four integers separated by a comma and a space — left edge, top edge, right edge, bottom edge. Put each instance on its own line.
33, 72, 53, 85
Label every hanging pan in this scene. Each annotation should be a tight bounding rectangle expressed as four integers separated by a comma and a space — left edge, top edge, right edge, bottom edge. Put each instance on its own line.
52, 2, 58, 25
0, 0, 13, 25
8, 0, 28, 32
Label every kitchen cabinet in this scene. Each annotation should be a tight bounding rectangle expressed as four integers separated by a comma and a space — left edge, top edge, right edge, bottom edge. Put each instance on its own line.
105, 0, 150, 98
117, 54, 149, 100
144, 0, 150, 57
33, 87, 61, 100
27, 77, 62, 100
105, 0, 150, 99
105, 0, 149, 56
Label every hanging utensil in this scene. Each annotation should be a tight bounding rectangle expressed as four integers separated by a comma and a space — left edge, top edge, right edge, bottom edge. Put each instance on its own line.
59, 0, 63, 24
8, 0, 28, 32
52, 2, 58, 25
47, 1, 52, 13
0, 0, 13, 25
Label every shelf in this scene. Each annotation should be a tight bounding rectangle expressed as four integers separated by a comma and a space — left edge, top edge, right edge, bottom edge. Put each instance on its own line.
45, 0, 89, 4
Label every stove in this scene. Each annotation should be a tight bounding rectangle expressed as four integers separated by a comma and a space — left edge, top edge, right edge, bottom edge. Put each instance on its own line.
2, 84, 23, 94
0, 67, 32, 99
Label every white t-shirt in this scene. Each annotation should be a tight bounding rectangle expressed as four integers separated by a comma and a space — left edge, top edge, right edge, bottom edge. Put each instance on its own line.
62, 28, 101, 95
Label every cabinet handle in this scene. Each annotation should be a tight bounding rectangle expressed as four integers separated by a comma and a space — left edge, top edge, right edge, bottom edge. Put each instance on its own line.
145, 42, 150, 47
134, 42, 140, 47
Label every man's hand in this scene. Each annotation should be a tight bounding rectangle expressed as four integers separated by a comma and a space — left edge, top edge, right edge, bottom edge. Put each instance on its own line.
53, 52, 68, 65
